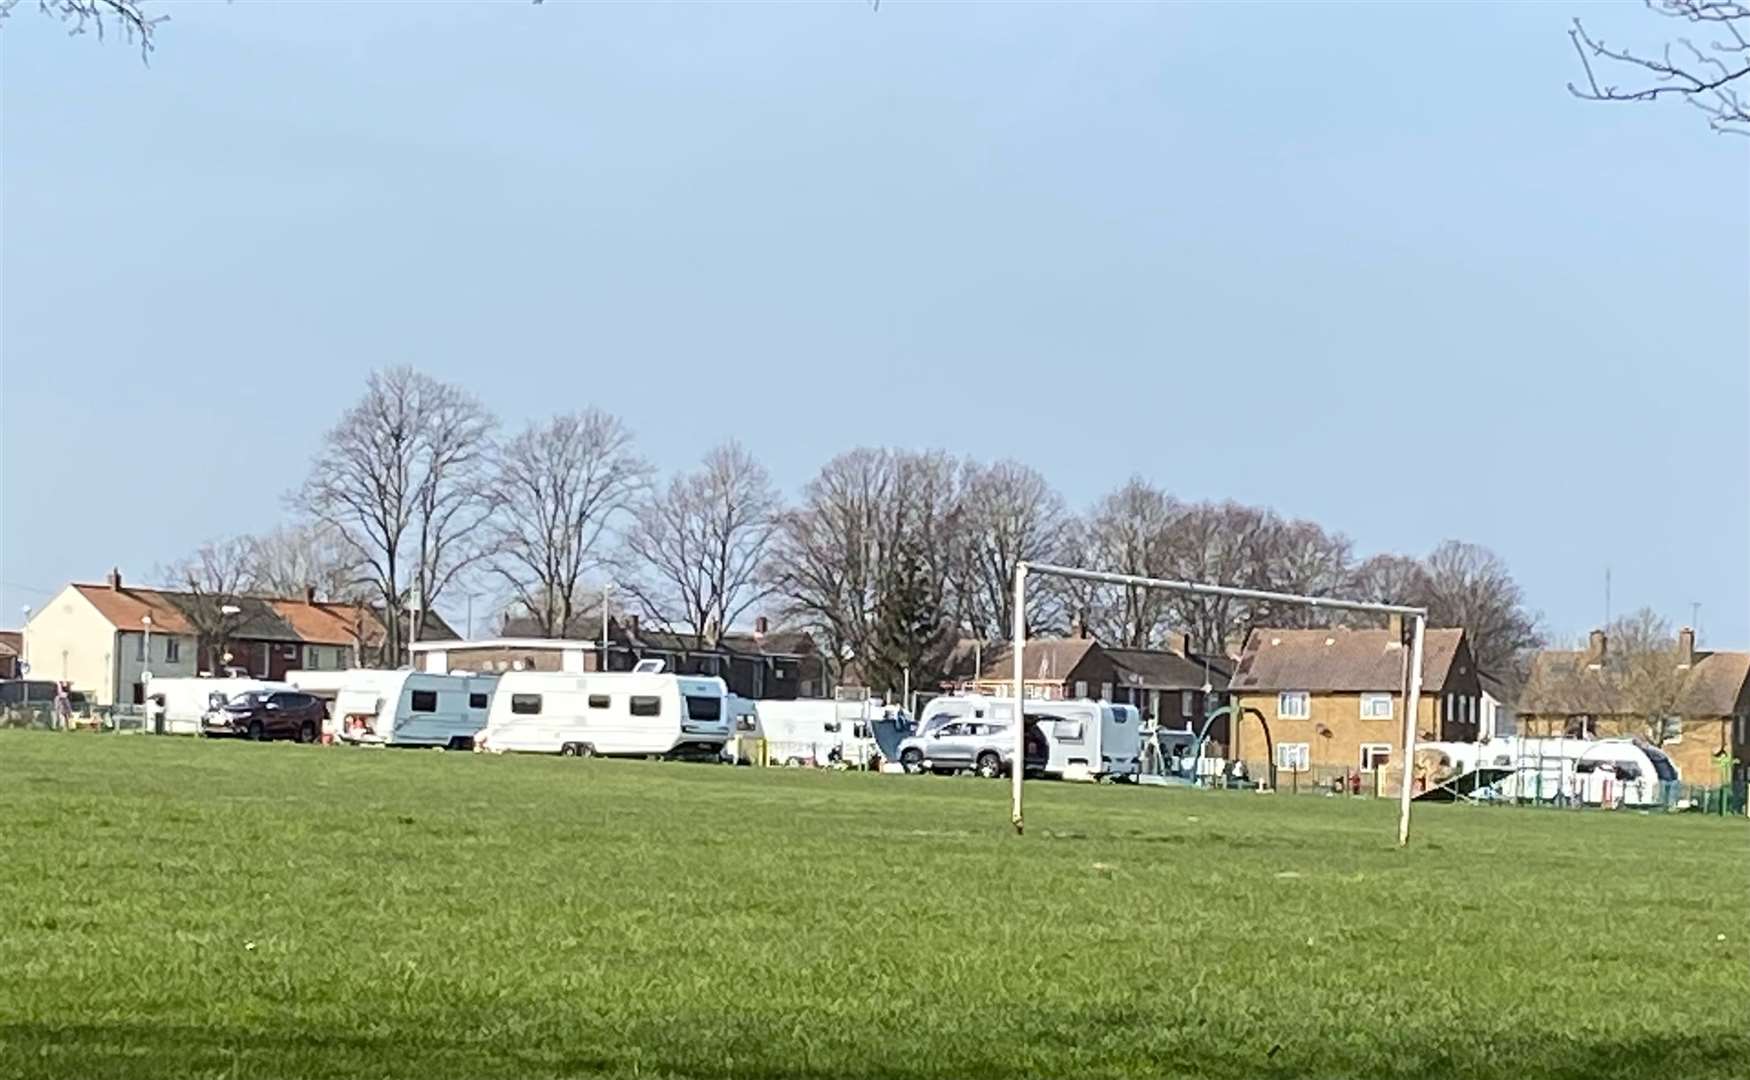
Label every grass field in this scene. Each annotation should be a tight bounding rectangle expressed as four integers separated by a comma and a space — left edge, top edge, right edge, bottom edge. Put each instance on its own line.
1, 733, 1745, 1080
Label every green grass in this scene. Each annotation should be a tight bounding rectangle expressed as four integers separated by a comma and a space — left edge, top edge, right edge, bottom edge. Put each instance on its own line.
0, 732, 1745, 1080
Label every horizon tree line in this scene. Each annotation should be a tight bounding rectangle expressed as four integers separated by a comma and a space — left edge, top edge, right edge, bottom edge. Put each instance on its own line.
163, 366, 1546, 692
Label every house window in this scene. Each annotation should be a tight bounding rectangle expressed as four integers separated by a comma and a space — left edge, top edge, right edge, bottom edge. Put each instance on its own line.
1073, 680, 1088, 699
306, 646, 319, 669
165, 638, 181, 663
1276, 742, 1310, 772
1445, 693, 1455, 722
1099, 682, 1113, 701
799, 680, 813, 697
1360, 693, 1393, 720
469, 693, 488, 709
1360, 744, 1392, 771
1278, 692, 1310, 720
588, 694, 610, 710
629, 695, 661, 717
510, 694, 542, 715
135, 635, 146, 662
410, 690, 438, 713
335, 648, 348, 668
1181, 691, 1194, 719
1660, 716, 1683, 744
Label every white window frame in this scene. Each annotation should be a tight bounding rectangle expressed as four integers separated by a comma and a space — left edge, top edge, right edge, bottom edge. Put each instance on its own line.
1073, 680, 1088, 699
164, 638, 181, 663
1275, 742, 1310, 772
306, 646, 320, 670
1181, 691, 1194, 718
1360, 692, 1393, 720
1360, 743, 1393, 771
1100, 681, 1113, 701
1278, 691, 1310, 720
135, 634, 146, 662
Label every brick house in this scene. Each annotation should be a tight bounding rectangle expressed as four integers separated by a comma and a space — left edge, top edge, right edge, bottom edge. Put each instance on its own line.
1519, 627, 1749, 787
419, 613, 826, 701
965, 633, 1233, 730
1227, 621, 1481, 780
21, 569, 455, 706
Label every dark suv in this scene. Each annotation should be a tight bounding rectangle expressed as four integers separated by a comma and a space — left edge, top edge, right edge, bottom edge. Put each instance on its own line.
203, 690, 326, 743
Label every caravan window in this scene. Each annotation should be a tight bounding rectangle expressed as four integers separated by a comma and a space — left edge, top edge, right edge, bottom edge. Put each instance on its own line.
685, 696, 721, 721
410, 690, 438, 713
510, 694, 542, 715
630, 696, 662, 717
588, 694, 611, 710
469, 692, 488, 709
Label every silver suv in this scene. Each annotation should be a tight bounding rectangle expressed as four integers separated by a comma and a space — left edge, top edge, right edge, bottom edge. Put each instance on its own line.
897, 719, 1048, 778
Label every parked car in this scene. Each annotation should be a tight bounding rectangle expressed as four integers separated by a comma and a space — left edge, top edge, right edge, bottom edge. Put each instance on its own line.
897, 718, 1049, 778
202, 689, 326, 743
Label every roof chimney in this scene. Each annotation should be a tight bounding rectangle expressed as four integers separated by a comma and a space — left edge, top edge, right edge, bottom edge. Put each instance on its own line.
1071, 611, 1089, 640
626, 614, 640, 638
107, 567, 122, 591
1387, 613, 1403, 642
304, 585, 317, 605
755, 615, 769, 636
1165, 630, 1188, 656
1586, 629, 1607, 666
1677, 626, 1695, 668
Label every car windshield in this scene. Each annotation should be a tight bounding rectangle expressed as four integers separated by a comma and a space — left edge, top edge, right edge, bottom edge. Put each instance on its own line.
230, 691, 270, 707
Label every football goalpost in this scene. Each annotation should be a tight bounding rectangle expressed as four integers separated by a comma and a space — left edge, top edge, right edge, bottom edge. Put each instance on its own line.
1008, 562, 1430, 847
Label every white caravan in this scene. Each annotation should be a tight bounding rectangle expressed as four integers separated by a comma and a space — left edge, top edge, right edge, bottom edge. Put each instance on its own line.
917, 695, 1142, 780
729, 698, 881, 767
327, 670, 496, 749
477, 668, 730, 759
144, 676, 290, 735
1419, 736, 1679, 807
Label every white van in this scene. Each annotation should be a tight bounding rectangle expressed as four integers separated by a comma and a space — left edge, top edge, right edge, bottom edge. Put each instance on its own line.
917, 695, 1142, 781
329, 670, 496, 749
737, 699, 881, 767
477, 668, 730, 759
145, 676, 290, 736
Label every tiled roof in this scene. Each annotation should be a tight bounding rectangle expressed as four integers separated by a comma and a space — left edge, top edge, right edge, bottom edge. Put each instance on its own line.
72, 584, 386, 647
1524, 648, 1750, 718
1229, 627, 1465, 693
977, 638, 1100, 682
1105, 647, 1233, 691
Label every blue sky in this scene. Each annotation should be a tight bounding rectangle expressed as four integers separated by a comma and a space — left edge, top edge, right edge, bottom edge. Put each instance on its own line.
3, 2, 1746, 646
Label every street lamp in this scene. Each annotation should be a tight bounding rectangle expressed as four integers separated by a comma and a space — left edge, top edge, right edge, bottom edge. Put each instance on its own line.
19, 606, 30, 674
601, 583, 613, 672
218, 605, 241, 674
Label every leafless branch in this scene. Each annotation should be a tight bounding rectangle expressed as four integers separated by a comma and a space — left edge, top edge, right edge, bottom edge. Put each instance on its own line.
1569, 2, 1750, 133
0, 1, 167, 62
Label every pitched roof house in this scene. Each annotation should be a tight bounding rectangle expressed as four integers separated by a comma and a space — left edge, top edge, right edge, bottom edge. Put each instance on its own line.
1520, 627, 1749, 785
22, 569, 455, 705
1226, 623, 1480, 780
0, 630, 20, 679
965, 633, 1233, 728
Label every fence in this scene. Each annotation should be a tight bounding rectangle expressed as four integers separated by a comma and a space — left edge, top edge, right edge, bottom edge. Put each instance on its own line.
2, 703, 154, 734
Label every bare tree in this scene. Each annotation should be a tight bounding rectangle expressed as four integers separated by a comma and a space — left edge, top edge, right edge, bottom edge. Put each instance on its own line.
1601, 608, 1692, 744
1159, 501, 1277, 655
1569, 1, 1750, 134
1350, 553, 1433, 608
768, 448, 964, 688
1066, 479, 1181, 647
159, 537, 252, 673
296, 367, 497, 663
488, 410, 648, 638
620, 441, 779, 645
1419, 540, 1542, 681
242, 522, 364, 601
0, 1, 164, 60
1252, 516, 1354, 629
956, 459, 1069, 640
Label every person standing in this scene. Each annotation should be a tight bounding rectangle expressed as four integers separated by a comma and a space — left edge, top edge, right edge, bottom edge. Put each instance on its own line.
52, 682, 72, 731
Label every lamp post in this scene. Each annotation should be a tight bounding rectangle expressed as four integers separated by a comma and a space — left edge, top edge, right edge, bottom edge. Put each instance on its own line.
601, 583, 613, 672
19, 606, 30, 675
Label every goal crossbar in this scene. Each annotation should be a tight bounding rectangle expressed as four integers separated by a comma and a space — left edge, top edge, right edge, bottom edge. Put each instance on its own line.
1009, 562, 1428, 847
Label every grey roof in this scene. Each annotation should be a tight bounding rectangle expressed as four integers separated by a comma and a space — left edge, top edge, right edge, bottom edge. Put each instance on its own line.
1230, 627, 1465, 693
1105, 647, 1232, 691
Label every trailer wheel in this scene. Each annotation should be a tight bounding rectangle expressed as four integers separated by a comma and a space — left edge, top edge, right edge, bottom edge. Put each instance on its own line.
577, 743, 596, 759
446, 736, 475, 752
559, 742, 580, 757
900, 748, 924, 773
974, 751, 1003, 779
